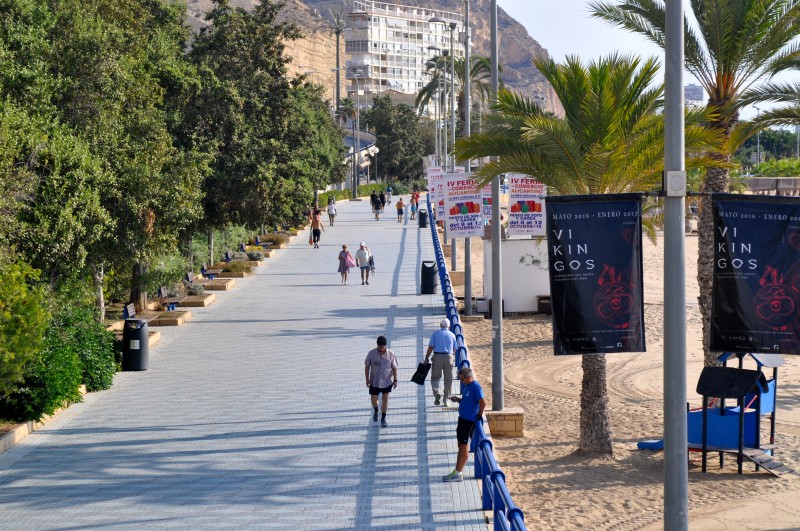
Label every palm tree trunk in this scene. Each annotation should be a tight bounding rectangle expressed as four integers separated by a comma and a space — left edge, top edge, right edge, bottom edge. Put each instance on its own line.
579, 354, 613, 455
698, 166, 730, 366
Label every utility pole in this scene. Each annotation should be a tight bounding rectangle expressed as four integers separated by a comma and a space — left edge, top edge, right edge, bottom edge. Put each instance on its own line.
664, 0, 688, 528
463, 0, 473, 315
449, 21, 458, 273
490, 0, 503, 411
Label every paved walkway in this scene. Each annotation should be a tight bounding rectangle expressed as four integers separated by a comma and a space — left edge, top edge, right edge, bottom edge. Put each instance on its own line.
0, 197, 488, 529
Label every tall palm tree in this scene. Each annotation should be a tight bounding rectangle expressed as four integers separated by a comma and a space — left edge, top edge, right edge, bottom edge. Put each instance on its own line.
591, 0, 800, 366
455, 54, 719, 455
325, 9, 347, 112
416, 55, 496, 132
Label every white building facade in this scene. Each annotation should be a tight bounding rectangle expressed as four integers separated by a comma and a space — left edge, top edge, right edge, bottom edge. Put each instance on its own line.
345, 1, 464, 107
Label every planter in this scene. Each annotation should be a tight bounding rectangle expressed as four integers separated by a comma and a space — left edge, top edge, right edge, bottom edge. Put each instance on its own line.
199, 278, 236, 290
148, 310, 192, 326
178, 294, 217, 307
218, 271, 248, 278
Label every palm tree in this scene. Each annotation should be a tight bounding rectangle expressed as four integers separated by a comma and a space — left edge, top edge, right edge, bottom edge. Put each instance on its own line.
416, 55, 496, 133
325, 9, 347, 112
591, 0, 800, 366
455, 54, 719, 455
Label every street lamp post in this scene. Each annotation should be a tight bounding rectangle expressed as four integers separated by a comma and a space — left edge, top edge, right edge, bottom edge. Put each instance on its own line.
754, 105, 761, 170
489, 0, 504, 411
464, 0, 473, 315
350, 71, 365, 200
449, 21, 458, 273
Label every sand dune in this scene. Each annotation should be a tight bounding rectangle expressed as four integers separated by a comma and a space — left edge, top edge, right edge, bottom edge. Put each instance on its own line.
455, 231, 800, 530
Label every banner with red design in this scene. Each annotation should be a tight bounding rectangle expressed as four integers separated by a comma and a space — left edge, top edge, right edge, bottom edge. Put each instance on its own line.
546, 194, 645, 355
444, 175, 484, 238
508, 174, 547, 236
711, 194, 800, 354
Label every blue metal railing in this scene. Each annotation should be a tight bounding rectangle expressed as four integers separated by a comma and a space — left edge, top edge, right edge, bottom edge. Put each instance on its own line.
424, 196, 527, 531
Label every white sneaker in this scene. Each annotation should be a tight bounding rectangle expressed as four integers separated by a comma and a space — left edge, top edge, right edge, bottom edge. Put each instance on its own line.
442, 470, 463, 482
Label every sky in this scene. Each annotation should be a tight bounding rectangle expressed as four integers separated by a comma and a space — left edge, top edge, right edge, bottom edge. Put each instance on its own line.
496, 0, 762, 120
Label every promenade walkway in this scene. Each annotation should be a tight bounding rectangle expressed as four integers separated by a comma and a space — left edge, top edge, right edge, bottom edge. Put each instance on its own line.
0, 197, 488, 529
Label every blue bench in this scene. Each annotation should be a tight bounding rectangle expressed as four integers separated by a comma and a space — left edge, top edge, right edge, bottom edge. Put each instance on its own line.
200, 265, 222, 280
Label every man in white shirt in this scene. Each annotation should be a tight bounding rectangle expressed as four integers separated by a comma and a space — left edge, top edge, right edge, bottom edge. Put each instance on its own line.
364, 336, 398, 427
356, 242, 372, 285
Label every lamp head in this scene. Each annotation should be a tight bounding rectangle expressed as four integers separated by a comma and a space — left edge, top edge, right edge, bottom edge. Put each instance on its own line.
428, 16, 447, 24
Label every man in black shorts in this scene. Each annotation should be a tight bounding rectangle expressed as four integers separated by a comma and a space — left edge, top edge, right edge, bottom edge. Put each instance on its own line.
364, 336, 398, 427
443, 367, 486, 482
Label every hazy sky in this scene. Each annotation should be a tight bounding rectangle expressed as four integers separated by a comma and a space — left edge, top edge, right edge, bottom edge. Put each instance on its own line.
498, 0, 664, 64
498, 1, 785, 118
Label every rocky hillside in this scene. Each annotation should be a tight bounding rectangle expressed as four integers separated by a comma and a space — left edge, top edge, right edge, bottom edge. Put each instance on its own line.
185, 0, 558, 113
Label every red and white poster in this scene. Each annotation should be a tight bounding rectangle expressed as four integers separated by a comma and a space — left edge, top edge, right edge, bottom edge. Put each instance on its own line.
444, 175, 484, 238
480, 182, 493, 220
508, 174, 547, 236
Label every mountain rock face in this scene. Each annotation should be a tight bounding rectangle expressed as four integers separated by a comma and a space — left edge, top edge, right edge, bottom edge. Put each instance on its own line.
185, 0, 557, 113
299, 0, 558, 113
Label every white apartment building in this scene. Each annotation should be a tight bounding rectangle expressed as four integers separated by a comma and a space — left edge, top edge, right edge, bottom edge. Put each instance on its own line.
345, 1, 464, 108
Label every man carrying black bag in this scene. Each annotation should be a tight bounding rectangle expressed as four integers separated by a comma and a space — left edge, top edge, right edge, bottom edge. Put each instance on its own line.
424, 318, 457, 407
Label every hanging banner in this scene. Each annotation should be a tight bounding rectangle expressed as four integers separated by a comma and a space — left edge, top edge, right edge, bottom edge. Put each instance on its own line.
711, 195, 800, 354
481, 183, 493, 220
444, 175, 484, 238
508, 174, 547, 236
426, 166, 442, 191
546, 194, 645, 355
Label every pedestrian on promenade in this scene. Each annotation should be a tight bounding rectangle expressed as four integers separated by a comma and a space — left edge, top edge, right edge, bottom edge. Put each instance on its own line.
370, 191, 381, 220
356, 242, 372, 285
338, 244, 354, 284
364, 335, 398, 427
442, 367, 486, 482
424, 318, 457, 407
379, 191, 386, 213
327, 201, 337, 226
410, 196, 417, 220
311, 211, 325, 248
386, 184, 393, 204
395, 197, 405, 223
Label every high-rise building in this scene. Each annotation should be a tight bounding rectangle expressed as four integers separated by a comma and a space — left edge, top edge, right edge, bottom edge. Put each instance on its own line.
345, 1, 464, 110
684, 83, 705, 104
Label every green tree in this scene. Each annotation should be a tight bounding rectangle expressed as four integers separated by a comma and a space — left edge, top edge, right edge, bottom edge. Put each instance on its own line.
591, 0, 800, 365
455, 54, 718, 455
364, 95, 426, 180
0, 262, 49, 395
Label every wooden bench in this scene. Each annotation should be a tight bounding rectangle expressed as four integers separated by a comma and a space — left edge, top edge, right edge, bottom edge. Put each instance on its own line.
156, 286, 185, 311
200, 265, 223, 279
185, 271, 236, 291
253, 236, 273, 250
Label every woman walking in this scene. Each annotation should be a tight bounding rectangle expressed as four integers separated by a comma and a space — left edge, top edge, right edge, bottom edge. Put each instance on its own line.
338, 244, 354, 284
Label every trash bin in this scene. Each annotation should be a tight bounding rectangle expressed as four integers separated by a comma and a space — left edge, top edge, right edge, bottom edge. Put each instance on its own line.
122, 319, 149, 371
421, 260, 438, 294
418, 209, 428, 228
537, 295, 552, 315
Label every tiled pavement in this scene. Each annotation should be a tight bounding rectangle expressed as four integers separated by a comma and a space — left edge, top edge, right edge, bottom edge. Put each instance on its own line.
0, 196, 488, 530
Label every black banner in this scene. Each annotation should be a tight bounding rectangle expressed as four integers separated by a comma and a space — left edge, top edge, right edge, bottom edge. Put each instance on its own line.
546, 194, 645, 355
711, 194, 800, 354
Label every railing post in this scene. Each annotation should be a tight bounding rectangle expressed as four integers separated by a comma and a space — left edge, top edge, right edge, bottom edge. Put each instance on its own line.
492, 470, 506, 524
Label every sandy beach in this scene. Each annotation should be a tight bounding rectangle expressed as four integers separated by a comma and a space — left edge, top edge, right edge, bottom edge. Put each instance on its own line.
451, 230, 800, 530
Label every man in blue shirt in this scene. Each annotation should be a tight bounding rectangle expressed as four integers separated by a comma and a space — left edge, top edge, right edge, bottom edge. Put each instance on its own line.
424, 318, 457, 407
443, 367, 486, 482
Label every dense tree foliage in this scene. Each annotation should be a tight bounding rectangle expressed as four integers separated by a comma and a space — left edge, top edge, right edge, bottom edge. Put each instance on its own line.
363, 95, 426, 180
0, 0, 347, 414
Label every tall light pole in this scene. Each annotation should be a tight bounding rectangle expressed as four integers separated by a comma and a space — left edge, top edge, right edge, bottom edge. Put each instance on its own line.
429, 18, 447, 168
427, 49, 442, 166
463, 0, 473, 315
449, 21, 458, 273
441, 49, 450, 170
754, 105, 761, 170
350, 71, 364, 200
490, 0, 504, 411
664, 0, 688, 527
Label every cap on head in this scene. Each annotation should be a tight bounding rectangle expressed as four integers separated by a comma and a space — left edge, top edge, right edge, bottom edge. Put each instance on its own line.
377, 335, 387, 346
360, 242, 366, 246
440, 318, 450, 328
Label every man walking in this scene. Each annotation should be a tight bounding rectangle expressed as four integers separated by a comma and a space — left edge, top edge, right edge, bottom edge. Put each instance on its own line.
310, 210, 325, 248
424, 318, 457, 407
356, 242, 371, 285
364, 335, 398, 427
443, 367, 486, 482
